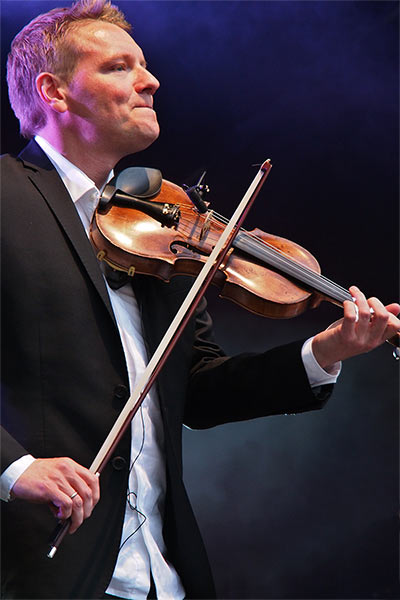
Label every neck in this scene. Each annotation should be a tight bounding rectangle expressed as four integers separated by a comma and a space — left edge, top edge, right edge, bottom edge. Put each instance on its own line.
37, 127, 120, 189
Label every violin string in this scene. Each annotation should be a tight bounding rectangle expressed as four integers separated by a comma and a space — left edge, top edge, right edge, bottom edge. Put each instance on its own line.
178, 207, 351, 302
205, 210, 352, 302
236, 232, 350, 301
178, 207, 348, 300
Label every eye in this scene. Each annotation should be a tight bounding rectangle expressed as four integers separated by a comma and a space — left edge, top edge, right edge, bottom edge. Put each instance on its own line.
111, 64, 126, 72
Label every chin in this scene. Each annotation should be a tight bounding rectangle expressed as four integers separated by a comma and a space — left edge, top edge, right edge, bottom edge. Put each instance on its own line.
130, 127, 160, 153
112, 122, 160, 159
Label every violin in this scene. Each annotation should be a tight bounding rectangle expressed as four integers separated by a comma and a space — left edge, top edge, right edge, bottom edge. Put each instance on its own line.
90, 166, 363, 320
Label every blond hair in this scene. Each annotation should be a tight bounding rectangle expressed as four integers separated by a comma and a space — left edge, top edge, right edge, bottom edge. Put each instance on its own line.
7, 0, 131, 139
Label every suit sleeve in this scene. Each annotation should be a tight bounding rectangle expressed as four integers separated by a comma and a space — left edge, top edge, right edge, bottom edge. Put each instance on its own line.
0, 427, 30, 474
184, 298, 333, 429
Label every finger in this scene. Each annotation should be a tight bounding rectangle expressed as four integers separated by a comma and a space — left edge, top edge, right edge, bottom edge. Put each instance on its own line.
66, 478, 95, 521
349, 286, 372, 331
62, 459, 100, 500
383, 311, 400, 340
49, 488, 75, 522
73, 467, 100, 507
367, 297, 390, 343
341, 299, 359, 340
68, 492, 84, 534
385, 303, 400, 317
55, 458, 99, 516
369, 299, 400, 338
49, 484, 85, 535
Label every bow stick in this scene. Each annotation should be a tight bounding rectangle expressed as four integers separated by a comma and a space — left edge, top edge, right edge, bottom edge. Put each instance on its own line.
47, 158, 273, 558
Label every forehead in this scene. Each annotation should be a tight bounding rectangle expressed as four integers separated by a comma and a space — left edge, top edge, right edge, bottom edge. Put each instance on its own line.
70, 21, 144, 63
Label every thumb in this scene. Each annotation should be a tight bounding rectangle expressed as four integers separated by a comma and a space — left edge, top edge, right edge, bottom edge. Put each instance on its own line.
325, 317, 344, 332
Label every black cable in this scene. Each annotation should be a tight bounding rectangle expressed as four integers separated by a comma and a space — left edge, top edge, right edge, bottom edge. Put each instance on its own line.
118, 406, 147, 551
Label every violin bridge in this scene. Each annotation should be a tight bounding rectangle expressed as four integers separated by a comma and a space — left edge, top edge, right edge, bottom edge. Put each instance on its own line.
199, 210, 213, 242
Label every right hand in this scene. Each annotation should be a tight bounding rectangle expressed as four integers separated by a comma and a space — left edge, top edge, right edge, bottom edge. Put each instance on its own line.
10, 457, 100, 533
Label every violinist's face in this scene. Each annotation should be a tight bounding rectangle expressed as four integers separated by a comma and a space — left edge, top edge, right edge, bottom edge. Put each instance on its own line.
61, 21, 160, 158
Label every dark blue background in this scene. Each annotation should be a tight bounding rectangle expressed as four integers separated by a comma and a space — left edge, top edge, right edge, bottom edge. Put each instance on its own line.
1, 1, 398, 598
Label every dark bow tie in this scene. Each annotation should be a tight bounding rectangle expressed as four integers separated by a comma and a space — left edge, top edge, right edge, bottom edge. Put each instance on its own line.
102, 262, 131, 290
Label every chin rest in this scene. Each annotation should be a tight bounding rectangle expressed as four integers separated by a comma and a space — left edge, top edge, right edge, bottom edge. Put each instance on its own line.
111, 167, 162, 199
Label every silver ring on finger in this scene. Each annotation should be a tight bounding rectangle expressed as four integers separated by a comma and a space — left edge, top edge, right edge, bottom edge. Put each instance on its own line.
70, 491, 78, 499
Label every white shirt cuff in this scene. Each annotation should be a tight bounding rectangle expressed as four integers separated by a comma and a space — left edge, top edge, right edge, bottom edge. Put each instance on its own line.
1, 455, 36, 502
301, 336, 341, 387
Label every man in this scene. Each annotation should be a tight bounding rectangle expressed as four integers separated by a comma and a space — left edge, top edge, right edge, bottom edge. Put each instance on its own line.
1, 1, 399, 598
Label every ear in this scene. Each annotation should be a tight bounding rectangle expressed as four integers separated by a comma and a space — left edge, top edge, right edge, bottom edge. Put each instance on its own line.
35, 72, 68, 114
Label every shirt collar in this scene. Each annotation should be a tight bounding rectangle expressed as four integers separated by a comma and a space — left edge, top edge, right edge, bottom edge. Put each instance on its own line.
34, 135, 113, 204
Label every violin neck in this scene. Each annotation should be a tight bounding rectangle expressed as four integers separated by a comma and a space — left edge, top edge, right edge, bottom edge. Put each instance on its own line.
233, 231, 352, 307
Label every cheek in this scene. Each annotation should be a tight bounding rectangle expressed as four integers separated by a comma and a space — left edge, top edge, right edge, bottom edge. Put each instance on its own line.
67, 79, 100, 113
97, 86, 133, 114
67, 75, 133, 120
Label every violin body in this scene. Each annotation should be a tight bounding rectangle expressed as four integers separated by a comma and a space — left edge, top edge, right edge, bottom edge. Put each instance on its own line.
91, 179, 323, 319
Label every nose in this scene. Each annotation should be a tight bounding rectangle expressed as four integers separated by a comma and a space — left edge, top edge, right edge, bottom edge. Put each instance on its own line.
135, 66, 160, 96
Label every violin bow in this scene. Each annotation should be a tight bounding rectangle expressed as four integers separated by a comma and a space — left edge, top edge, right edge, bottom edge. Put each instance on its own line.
47, 158, 273, 558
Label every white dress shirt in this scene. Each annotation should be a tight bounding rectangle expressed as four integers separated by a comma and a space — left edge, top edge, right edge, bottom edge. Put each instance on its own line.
1, 135, 341, 598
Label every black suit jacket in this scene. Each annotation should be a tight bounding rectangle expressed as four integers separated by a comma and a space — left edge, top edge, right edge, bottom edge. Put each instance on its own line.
1, 141, 332, 599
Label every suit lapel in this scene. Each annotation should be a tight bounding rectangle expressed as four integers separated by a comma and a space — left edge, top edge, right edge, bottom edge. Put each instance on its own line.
18, 140, 117, 324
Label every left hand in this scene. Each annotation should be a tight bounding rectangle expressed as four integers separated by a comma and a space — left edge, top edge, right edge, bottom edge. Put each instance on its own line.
312, 286, 400, 370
